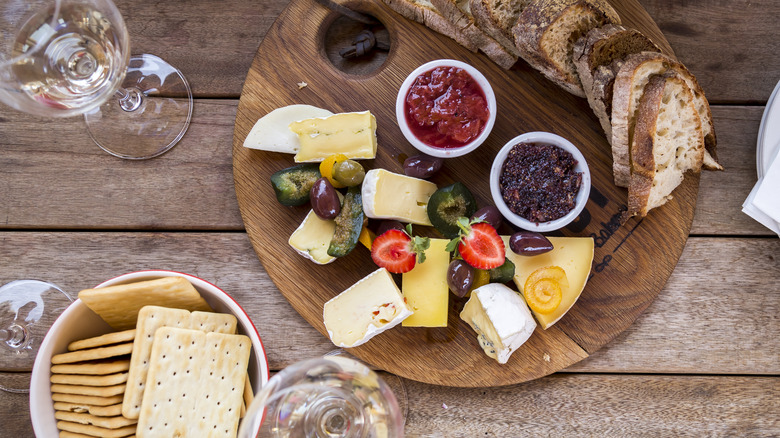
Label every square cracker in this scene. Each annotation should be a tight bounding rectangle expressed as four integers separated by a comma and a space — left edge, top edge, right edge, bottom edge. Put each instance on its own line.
54, 401, 123, 417
136, 327, 250, 438
52, 343, 133, 364
57, 420, 136, 438
55, 411, 137, 429
52, 393, 124, 406
51, 359, 130, 375
122, 306, 237, 419
68, 330, 136, 351
78, 277, 212, 330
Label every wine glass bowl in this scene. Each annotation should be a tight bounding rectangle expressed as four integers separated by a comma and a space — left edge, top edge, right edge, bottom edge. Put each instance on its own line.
0, 0, 192, 159
0, 280, 73, 393
239, 355, 405, 438
0, 0, 130, 117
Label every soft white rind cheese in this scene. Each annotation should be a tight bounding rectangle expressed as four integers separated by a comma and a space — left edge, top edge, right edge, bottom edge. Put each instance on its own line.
323, 268, 413, 348
460, 283, 537, 364
361, 169, 437, 226
243, 104, 333, 153
288, 210, 338, 265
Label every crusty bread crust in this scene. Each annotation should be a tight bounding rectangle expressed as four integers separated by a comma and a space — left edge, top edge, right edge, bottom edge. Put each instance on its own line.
611, 51, 676, 187
382, 0, 479, 51
612, 51, 719, 187
628, 73, 703, 217
512, 0, 621, 97
470, 0, 528, 57
574, 25, 660, 140
431, 0, 518, 68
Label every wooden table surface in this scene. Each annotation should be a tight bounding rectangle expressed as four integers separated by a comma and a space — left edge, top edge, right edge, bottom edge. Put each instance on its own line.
1, 0, 778, 436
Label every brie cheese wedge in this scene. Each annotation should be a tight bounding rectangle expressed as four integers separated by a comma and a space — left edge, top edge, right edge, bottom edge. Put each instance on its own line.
288, 209, 338, 265
361, 169, 437, 226
243, 104, 333, 153
460, 283, 536, 364
323, 268, 413, 348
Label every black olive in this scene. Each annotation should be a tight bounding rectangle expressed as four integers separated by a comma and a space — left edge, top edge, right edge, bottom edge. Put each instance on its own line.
310, 177, 340, 220
509, 231, 553, 256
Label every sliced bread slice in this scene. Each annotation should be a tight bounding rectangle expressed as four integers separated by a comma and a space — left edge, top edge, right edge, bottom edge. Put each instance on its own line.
611, 51, 719, 187
573, 24, 660, 139
381, 0, 479, 51
628, 73, 704, 217
512, 0, 621, 97
430, 0, 518, 69
470, 0, 531, 57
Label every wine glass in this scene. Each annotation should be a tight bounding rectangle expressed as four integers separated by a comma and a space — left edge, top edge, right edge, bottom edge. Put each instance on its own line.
0, 280, 73, 393
238, 353, 405, 438
0, 0, 192, 159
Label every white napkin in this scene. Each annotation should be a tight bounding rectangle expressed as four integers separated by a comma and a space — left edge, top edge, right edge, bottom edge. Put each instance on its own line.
743, 141, 780, 237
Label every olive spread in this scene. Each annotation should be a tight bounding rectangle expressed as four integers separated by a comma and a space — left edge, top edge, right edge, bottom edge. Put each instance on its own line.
499, 142, 582, 223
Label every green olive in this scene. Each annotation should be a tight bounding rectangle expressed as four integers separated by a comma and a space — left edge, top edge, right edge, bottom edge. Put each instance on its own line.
332, 160, 365, 187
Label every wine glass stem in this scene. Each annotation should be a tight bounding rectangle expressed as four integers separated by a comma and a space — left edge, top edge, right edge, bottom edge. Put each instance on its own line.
115, 87, 142, 112
1, 322, 28, 350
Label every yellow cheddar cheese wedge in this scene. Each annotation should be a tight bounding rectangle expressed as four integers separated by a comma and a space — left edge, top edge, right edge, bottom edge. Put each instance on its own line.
402, 239, 450, 327
290, 111, 377, 162
503, 236, 594, 329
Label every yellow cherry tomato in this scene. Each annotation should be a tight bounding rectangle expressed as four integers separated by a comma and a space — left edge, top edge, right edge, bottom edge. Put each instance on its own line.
320, 154, 348, 188
358, 226, 375, 250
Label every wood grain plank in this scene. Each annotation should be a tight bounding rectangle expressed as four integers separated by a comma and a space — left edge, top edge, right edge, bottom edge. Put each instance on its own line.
402, 374, 779, 437
692, 106, 766, 235
0, 100, 241, 230
3, 373, 777, 436
0, 233, 776, 375
112, 0, 285, 98
0, 103, 769, 235
639, 0, 780, 104
100, 0, 780, 103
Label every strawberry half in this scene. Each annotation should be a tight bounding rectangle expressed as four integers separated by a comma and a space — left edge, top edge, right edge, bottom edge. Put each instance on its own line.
371, 226, 430, 274
447, 218, 505, 270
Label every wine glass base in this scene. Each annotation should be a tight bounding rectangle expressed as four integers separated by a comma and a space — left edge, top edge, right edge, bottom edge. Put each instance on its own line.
84, 54, 193, 160
0, 280, 73, 393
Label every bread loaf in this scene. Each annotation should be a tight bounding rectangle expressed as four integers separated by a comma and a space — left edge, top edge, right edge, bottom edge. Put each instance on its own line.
512, 0, 621, 97
612, 51, 720, 187
430, 0, 518, 69
573, 25, 660, 140
381, 0, 479, 51
628, 73, 704, 217
470, 0, 530, 57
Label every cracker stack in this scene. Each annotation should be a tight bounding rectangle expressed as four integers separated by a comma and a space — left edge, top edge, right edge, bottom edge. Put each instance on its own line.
51, 330, 137, 438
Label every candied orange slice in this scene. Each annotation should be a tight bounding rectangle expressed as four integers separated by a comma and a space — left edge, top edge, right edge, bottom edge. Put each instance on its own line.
320, 154, 348, 188
523, 266, 568, 314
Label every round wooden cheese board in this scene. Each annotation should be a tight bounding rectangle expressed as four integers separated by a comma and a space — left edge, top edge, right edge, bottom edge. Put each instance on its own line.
232, 0, 698, 386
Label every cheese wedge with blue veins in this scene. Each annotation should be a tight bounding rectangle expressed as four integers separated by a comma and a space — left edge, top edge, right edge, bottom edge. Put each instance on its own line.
290, 111, 377, 162
323, 268, 413, 348
460, 283, 536, 364
362, 169, 437, 226
243, 104, 333, 153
